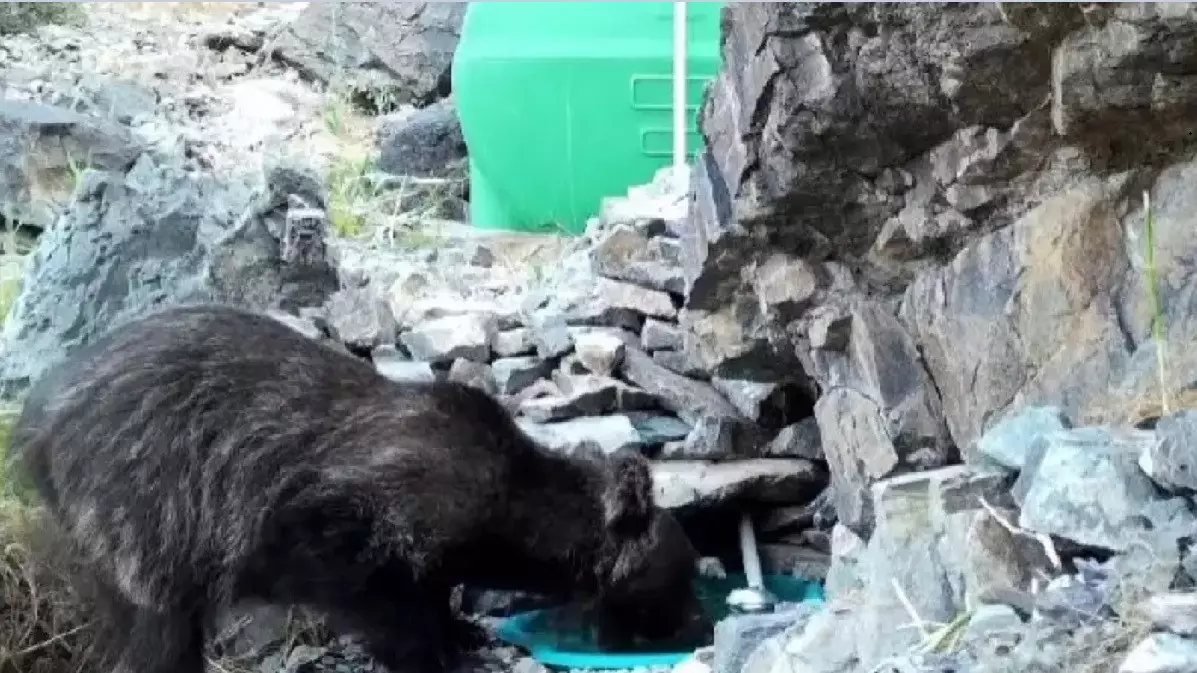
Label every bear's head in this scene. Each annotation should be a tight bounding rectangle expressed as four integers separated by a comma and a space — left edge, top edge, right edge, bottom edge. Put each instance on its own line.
589, 451, 712, 651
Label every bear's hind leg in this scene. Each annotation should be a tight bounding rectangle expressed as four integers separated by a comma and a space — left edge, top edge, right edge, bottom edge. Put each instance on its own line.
111, 605, 206, 673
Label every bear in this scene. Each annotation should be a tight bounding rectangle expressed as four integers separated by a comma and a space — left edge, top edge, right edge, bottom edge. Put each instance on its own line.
9, 302, 711, 673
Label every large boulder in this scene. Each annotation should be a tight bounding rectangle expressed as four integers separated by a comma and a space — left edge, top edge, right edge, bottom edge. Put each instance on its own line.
270, 1, 466, 107
0, 155, 339, 398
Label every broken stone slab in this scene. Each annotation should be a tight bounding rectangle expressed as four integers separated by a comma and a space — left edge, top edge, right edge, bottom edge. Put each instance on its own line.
814, 387, 901, 535
1120, 633, 1197, 673
590, 277, 677, 322
975, 405, 1071, 471
322, 287, 398, 352
711, 377, 783, 424
824, 524, 867, 600
713, 603, 818, 673
651, 349, 710, 379
573, 331, 626, 377
590, 223, 686, 295
625, 412, 692, 446
447, 359, 497, 395
518, 415, 643, 457
494, 328, 535, 357
400, 313, 497, 364
641, 318, 683, 351
1018, 426, 1197, 552
521, 374, 657, 423
530, 312, 573, 359
652, 459, 827, 510
1141, 410, 1197, 494
741, 598, 862, 673
1142, 592, 1197, 638
491, 357, 552, 396
661, 416, 766, 461
372, 345, 436, 383
762, 418, 823, 461
619, 347, 742, 425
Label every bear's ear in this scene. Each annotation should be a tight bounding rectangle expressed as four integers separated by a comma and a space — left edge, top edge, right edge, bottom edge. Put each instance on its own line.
602, 450, 654, 537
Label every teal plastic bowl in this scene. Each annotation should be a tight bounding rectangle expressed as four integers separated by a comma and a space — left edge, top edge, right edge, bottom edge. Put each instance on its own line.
495, 574, 826, 670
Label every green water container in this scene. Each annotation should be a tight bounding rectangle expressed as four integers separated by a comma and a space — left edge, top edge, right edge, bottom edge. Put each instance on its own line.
452, 1, 725, 235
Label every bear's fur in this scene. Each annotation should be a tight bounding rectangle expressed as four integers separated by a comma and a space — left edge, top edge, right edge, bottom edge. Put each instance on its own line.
10, 303, 710, 673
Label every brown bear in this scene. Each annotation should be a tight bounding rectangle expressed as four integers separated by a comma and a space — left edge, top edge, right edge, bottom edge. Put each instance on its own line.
10, 303, 711, 673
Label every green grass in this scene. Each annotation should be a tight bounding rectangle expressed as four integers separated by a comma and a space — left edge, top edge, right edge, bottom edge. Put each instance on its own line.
1143, 190, 1169, 416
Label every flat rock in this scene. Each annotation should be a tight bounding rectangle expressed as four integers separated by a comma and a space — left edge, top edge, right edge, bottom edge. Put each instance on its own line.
590, 223, 686, 295
590, 277, 677, 322
491, 357, 552, 396
372, 346, 436, 383
518, 415, 643, 457
401, 313, 497, 363
652, 459, 826, 510
530, 312, 573, 359
619, 347, 742, 425
1142, 592, 1197, 638
625, 412, 692, 446
714, 604, 817, 673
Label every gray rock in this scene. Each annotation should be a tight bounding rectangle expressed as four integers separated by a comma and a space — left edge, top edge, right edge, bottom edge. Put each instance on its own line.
1141, 410, 1197, 493
1142, 592, 1197, 638
741, 601, 862, 673
372, 346, 436, 383
448, 359, 497, 395
590, 223, 686, 295
824, 524, 867, 599
1120, 633, 1197, 673
521, 374, 655, 422
512, 657, 550, 673
641, 318, 683, 351
814, 387, 900, 535
713, 603, 817, 673
592, 277, 677, 322
710, 377, 781, 424
1018, 426, 1196, 552
376, 98, 467, 178
517, 415, 643, 456
651, 459, 826, 510
619, 347, 742, 425
323, 287, 398, 351
530, 312, 573, 359
651, 349, 709, 379
401, 313, 497, 363
0, 156, 342, 398
763, 418, 823, 461
494, 328, 535, 357
270, 1, 464, 106
573, 330, 626, 377
976, 405, 1071, 471
626, 412, 692, 446
491, 357, 551, 396
665, 416, 765, 461
0, 99, 141, 230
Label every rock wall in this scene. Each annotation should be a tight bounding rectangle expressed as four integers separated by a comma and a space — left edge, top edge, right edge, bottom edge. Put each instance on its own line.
682, 3, 1197, 672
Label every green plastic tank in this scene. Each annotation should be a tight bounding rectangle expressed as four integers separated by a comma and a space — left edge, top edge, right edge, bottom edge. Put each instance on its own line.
452, 2, 725, 235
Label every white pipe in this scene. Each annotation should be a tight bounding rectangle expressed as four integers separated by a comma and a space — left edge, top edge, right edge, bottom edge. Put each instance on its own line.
672, 0, 688, 194
738, 513, 764, 589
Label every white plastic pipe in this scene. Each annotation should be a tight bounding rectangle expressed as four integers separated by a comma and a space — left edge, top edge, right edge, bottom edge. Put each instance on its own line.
738, 513, 764, 589
672, 0, 688, 194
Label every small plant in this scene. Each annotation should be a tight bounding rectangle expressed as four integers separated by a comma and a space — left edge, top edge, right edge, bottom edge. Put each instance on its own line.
327, 155, 379, 238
